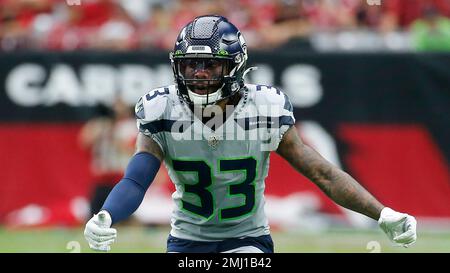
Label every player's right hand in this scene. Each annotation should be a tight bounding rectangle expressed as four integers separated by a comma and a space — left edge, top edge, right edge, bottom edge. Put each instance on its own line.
84, 210, 117, 252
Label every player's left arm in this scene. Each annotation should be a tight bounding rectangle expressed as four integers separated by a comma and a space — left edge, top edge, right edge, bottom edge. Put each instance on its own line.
276, 126, 417, 247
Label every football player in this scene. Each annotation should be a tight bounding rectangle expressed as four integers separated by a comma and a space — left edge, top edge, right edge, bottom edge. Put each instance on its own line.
84, 15, 417, 253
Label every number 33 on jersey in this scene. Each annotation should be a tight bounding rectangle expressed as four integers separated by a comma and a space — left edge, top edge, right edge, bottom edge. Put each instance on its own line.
135, 83, 295, 241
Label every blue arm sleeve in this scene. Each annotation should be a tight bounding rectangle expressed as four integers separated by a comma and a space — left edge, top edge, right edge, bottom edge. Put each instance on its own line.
101, 152, 161, 225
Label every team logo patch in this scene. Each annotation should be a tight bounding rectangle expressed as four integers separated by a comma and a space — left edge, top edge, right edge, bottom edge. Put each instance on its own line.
207, 134, 221, 149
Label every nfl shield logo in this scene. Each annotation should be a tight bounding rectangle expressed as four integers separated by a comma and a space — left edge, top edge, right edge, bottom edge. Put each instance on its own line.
207, 135, 220, 149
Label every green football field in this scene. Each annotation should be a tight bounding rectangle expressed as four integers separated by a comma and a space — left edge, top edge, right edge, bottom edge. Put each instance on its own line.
1, 225, 449, 253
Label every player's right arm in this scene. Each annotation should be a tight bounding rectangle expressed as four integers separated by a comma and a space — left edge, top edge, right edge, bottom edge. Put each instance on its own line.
84, 92, 166, 252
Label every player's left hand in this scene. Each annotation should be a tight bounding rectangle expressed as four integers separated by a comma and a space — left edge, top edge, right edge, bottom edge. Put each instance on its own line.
378, 207, 417, 248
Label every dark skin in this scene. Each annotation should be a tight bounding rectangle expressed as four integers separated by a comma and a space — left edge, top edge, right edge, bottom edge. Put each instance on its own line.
135, 93, 241, 160
135, 93, 385, 220
195, 92, 242, 128
141, 57, 384, 220
276, 126, 385, 220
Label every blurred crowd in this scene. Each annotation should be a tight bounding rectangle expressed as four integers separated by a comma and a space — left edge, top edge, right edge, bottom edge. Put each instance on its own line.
1, 0, 450, 51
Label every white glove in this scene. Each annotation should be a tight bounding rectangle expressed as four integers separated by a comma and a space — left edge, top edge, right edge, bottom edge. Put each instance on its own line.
84, 210, 117, 252
378, 207, 417, 248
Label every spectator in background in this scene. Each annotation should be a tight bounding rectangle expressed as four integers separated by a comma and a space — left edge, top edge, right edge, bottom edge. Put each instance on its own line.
303, 0, 358, 32
48, 0, 117, 50
138, 3, 178, 50
93, 3, 138, 50
260, 0, 311, 49
220, 0, 275, 48
38, 0, 134, 51
0, 0, 54, 50
382, 0, 450, 31
78, 99, 137, 216
2, 0, 450, 51
354, 1, 384, 31
411, 6, 450, 51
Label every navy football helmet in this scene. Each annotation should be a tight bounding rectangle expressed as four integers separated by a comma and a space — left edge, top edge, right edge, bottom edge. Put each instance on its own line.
170, 15, 248, 106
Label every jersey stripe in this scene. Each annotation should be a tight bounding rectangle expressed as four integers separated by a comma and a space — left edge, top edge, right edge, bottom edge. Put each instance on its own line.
139, 116, 294, 134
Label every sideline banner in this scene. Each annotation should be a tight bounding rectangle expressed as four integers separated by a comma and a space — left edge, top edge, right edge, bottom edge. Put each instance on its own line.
0, 52, 448, 224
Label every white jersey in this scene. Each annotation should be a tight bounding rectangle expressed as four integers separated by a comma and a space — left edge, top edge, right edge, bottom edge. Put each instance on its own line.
135, 84, 295, 241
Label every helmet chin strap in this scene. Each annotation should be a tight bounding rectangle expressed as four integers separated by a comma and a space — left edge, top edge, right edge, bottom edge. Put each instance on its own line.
187, 84, 224, 106
243, 66, 258, 78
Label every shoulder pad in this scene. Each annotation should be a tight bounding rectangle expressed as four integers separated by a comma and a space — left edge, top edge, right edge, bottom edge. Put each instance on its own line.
248, 84, 285, 105
246, 84, 294, 117
135, 87, 170, 122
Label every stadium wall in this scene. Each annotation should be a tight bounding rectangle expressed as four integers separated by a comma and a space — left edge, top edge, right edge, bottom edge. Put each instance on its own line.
0, 52, 448, 226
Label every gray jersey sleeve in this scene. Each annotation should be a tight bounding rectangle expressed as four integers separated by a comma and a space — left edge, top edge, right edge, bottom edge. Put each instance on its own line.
253, 85, 295, 151
277, 90, 295, 144
134, 88, 170, 154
